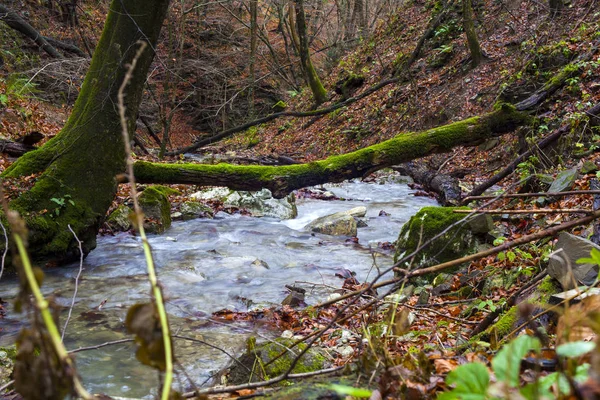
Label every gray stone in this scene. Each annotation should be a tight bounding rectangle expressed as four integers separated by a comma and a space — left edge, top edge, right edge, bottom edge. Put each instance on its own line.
547, 232, 600, 290
478, 138, 500, 151
191, 187, 297, 219
548, 168, 578, 194
581, 161, 598, 174
306, 214, 357, 236
549, 287, 600, 305
180, 200, 214, 220
251, 259, 270, 269
334, 345, 355, 358
106, 205, 132, 232
304, 206, 367, 237
467, 214, 494, 234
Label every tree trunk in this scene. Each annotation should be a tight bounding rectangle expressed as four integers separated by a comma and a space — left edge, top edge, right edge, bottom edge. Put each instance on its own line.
134, 105, 528, 198
2, 0, 170, 263
294, 0, 328, 105
462, 0, 483, 67
249, 0, 258, 118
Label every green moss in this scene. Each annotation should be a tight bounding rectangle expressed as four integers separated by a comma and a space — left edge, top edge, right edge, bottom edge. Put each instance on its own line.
536, 276, 561, 303
138, 186, 172, 233
394, 206, 475, 271
228, 338, 329, 385
490, 306, 517, 338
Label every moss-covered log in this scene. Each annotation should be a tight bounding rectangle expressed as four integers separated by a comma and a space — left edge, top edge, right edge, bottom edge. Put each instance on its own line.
1, 0, 170, 263
135, 105, 529, 198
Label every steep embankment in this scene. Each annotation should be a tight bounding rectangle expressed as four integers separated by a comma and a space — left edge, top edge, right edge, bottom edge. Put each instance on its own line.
222, 0, 599, 192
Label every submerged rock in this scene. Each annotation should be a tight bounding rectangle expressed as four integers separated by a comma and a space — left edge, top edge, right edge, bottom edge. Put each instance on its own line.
226, 338, 330, 385
547, 232, 600, 290
305, 206, 367, 236
191, 187, 297, 219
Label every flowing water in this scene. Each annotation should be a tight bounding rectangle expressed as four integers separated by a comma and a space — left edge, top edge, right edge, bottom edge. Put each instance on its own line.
0, 179, 437, 398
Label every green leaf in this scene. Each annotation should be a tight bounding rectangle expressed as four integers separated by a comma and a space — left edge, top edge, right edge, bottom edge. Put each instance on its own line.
329, 384, 372, 398
556, 341, 596, 358
577, 248, 600, 266
0, 93, 8, 106
497, 252, 506, 261
507, 251, 516, 262
492, 335, 540, 387
438, 362, 489, 400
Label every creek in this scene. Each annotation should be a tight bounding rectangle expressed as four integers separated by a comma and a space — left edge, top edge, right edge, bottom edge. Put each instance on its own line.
0, 179, 437, 398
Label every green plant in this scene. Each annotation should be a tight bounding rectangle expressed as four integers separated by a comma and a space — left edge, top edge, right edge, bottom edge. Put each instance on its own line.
50, 194, 75, 217
439, 335, 592, 399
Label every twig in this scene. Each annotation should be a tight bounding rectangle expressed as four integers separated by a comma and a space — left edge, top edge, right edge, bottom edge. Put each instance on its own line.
181, 366, 344, 397
0, 380, 14, 393
463, 190, 600, 202
61, 224, 85, 341
453, 208, 593, 214
0, 220, 7, 282
68, 338, 134, 353
173, 334, 251, 373
117, 40, 174, 400
403, 303, 479, 325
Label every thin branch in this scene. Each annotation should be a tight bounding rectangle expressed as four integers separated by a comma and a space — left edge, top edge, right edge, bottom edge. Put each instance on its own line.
463, 190, 600, 202
181, 366, 344, 397
117, 40, 174, 400
61, 224, 85, 341
68, 338, 134, 354
0, 220, 7, 282
453, 208, 593, 214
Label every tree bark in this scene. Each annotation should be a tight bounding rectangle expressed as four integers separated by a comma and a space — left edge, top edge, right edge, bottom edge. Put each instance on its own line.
2, 0, 170, 263
134, 105, 528, 198
393, 161, 462, 206
462, 0, 483, 67
0, 4, 63, 58
294, 0, 328, 105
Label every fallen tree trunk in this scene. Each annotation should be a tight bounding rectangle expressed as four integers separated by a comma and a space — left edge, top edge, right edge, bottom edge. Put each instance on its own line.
0, 5, 63, 58
393, 161, 462, 206
135, 105, 529, 197
0, 139, 37, 157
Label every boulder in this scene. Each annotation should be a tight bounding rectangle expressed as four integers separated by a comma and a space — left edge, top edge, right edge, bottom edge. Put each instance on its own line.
226, 338, 329, 385
106, 204, 132, 232
138, 185, 178, 234
394, 207, 490, 275
191, 187, 297, 219
179, 200, 213, 220
304, 207, 367, 236
547, 232, 600, 290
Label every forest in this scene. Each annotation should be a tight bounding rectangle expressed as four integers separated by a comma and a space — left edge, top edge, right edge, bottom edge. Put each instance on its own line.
0, 0, 599, 398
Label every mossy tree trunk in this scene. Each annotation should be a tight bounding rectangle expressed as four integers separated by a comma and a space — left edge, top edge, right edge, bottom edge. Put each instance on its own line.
1, 0, 170, 263
462, 0, 483, 67
294, 0, 328, 105
134, 105, 529, 198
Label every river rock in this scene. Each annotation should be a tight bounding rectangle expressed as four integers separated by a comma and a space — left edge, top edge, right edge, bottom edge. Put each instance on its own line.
138, 185, 178, 234
304, 206, 367, 236
191, 187, 297, 219
106, 204, 132, 232
547, 232, 600, 290
394, 207, 490, 278
179, 200, 214, 220
226, 338, 330, 385
0, 347, 15, 388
